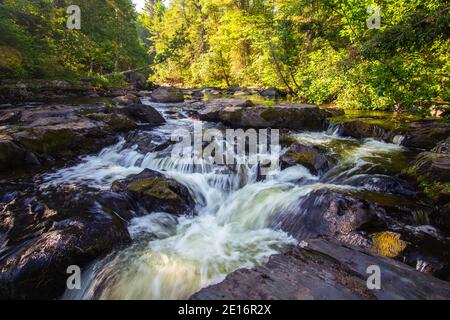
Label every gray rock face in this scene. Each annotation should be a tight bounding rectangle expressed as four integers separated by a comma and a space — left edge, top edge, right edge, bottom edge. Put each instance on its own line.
150, 86, 184, 103
191, 238, 450, 300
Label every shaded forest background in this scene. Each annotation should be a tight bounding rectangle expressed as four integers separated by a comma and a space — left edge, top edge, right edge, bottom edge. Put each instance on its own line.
0, 0, 449, 113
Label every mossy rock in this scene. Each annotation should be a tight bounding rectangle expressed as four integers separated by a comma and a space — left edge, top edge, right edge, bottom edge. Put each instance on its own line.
127, 177, 180, 201
112, 169, 195, 215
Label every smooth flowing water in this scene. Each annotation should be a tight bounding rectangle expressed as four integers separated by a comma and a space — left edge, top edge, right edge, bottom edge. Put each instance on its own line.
48, 99, 407, 300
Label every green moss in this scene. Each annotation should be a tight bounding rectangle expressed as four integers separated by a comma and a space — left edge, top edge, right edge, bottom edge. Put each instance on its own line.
403, 166, 450, 201
418, 178, 450, 201
263, 100, 275, 107
127, 177, 179, 200
285, 150, 315, 164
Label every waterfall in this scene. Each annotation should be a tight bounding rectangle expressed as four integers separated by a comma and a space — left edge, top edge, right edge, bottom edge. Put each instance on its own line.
55, 102, 407, 300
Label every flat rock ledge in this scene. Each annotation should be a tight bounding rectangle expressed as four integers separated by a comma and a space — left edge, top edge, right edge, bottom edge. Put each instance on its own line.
191, 238, 450, 300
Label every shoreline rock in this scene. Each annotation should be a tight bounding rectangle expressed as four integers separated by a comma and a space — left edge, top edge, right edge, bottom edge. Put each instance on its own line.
191, 238, 450, 300
0, 103, 165, 172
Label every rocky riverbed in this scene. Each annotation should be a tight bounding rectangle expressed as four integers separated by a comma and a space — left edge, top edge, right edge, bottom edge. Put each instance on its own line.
0, 84, 449, 300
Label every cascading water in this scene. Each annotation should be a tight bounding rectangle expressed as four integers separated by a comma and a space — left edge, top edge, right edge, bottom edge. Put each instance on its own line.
48, 100, 406, 300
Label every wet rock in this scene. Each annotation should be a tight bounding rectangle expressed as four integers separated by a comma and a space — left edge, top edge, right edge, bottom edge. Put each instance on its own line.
280, 143, 333, 175
0, 184, 131, 299
273, 189, 377, 243
115, 103, 165, 125
0, 79, 93, 104
411, 152, 450, 183
340, 120, 388, 140
150, 86, 184, 103
0, 103, 165, 171
322, 108, 345, 117
109, 89, 128, 97
86, 113, 136, 132
0, 110, 21, 125
124, 130, 173, 154
0, 135, 40, 171
112, 93, 141, 106
436, 137, 450, 154
11, 119, 116, 159
197, 98, 254, 121
343, 174, 416, 197
191, 238, 450, 300
259, 87, 286, 98
201, 103, 330, 131
401, 121, 450, 150
112, 169, 195, 215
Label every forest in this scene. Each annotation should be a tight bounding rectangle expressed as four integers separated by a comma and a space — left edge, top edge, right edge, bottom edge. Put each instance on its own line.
1, 0, 450, 302
1, 0, 449, 113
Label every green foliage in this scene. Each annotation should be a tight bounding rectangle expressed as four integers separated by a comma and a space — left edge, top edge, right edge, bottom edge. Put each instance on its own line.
145, 0, 449, 113
0, 0, 148, 82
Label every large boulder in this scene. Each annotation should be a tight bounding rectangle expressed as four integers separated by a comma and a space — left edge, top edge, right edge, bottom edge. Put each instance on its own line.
197, 98, 254, 121
0, 184, 131, 299
112, 169, 195, 215
191, 238, 450, 300
280, 143, 334, 175
273, 189, 377, 246
112, 93, 140, 105
115, 104, 165, 125
342, 174, 416, 197
150, 86, 184, 103
0, 135, 40, 171
201, 103, 329, 131
339, 120, 388, 140
86, 113, 136, 132
411, 152, 450, 183
401, 121, 450, 150
259, 87, 286, 98
0, 103, 166, 171
11, 119, 117, 159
